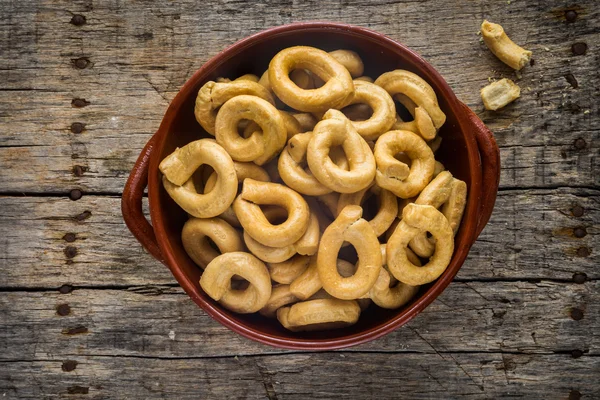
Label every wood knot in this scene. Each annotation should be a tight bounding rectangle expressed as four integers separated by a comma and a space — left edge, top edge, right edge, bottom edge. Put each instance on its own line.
573, 138, 586, 150
573, 227, 587, 238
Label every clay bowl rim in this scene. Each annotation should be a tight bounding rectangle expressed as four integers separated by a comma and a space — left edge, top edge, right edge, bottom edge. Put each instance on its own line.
147, 21, 482, 350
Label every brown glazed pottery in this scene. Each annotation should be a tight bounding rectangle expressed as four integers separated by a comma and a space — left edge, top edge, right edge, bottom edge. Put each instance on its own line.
122, 22, 501, 350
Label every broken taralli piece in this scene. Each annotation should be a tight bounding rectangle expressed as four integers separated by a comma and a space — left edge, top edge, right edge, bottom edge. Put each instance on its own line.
481, 20, 532, 71
480, 78, 521, 111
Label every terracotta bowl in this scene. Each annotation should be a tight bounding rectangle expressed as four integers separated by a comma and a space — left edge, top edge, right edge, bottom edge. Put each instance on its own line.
122, 22, 500, 350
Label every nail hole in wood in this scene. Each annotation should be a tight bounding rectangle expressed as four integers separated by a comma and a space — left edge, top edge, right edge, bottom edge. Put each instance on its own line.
59, 284, 73, 294
62, 360, 78, 372
573, 227, 587, 238
64, 246, 78, 259
571, 42, 587, 56
62, 326, 88, 335
75, 210, 92, 221
67, 386, 89, 394
72, 57, 91, 69
70, 122, 85, 134
70, 14, 86, 26
569, 390, 582, 400
71, 98, 90, 108
63, 233, 76, 242
72, 165, 86, 177
69, 189, 83, 201
576, 247, 590, 257
572, 272, 587, 284
56, 304, 71, 316
570, 308, 584, 321
571, 205, 584, 217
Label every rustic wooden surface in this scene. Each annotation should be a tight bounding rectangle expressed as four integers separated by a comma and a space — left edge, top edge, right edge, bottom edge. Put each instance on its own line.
0, 0, 598, 399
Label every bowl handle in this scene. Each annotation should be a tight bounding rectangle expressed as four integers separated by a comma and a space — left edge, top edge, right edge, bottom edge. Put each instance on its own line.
461, 103, 501, 239
121, 134, 165, 263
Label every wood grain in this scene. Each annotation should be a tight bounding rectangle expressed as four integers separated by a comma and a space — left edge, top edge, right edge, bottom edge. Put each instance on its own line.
0, 0, 598, 193
0, 187, 596, 289
1, 0, 598, 398
1, 281, 597, 360
2, 353, 598, 399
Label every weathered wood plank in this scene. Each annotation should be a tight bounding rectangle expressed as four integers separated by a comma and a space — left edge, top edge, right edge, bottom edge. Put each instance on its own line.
0, 188, 596, 289
0, 281, 596, 360
0, 0, 598, 192
1, 353, 597, 399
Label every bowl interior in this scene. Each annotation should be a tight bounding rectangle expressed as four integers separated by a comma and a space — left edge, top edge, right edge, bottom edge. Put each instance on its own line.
149, 24, 480, 347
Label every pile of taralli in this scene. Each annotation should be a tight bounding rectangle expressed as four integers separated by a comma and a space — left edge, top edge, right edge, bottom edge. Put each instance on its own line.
159, 46, 467, 332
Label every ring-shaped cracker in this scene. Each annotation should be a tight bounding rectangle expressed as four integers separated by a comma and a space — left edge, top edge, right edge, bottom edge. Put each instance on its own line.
199, 252, 271, 313
374, 130, 435, 198
307, 111, 376, 193
317, 205, 382, 299
232, 179, 310, 247
279, 132, 349, 196
195, 80, 274, 135
277, 298, 361, 332
369, 244, 420, 309
409, 172, 467, 258
375, 69, 446, 130
387, 204, 454, 286
268, 255, 311, 284
336, 182, 398, 237
160, 139, 237, 218
182, 217, 244, 269
343, 80, 396, 140
268, 46, 355, 112
259, 284, 299, 318
215, 95, 286, 165
204, 162, 270, 227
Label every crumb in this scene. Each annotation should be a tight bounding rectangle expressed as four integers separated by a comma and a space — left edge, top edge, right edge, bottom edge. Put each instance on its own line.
544, 47, 550, 51
515, 71, 522, 80
477, 31, 481, 35
583, 110, 590, 114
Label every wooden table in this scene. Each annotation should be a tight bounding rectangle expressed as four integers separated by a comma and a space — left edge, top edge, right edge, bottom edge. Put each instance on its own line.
1, 0, 598, 398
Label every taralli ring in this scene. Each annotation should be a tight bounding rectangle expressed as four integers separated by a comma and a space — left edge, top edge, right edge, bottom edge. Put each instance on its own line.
259, 284, 298, 318
268, 46, 355, 112
374, 130, 435, 198
317, 205, 382, 299
277, 298, 361, 332
307, 111, 376, 193
289, 255, 322, 300
268, 255, 311, 284
195, 80, 274, 135
204, 161, 271, 227
409, 171, 467, 258
215, 95, 287, 165
233, 179, 310, 247
343, 80, 396, 140
199, 252, 272, 313
375, 70, 446, 137
387, 203, 454, 286
182, 217, 244, 269
159, 139, 237, 218
368, 244, 420, 309
336, 182, 398, 237
279, 131, 348, 196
